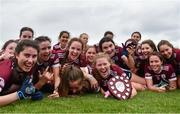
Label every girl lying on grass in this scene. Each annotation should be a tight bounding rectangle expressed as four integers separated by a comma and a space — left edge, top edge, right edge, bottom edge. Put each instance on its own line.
145, 52, 177, 92
48, 65, 94, 98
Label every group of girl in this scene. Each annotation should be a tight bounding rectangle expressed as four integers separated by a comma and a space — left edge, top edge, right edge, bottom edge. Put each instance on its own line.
0, 27, 179, 106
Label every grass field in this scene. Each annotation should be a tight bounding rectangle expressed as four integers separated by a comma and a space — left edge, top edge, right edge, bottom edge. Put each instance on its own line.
1, 90, 180, 113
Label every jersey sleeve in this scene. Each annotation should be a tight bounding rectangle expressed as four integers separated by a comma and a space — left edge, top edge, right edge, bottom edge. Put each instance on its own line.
144, 66, 153, 80
167, 64, 177, 81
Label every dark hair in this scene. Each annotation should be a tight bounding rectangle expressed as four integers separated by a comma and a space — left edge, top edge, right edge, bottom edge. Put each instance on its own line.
1, 39, 17, 50
131, 31, 141, 39
104, 31, 114, 37
148, 52, 164, 65
58, 31, 70, 40
15, 39, 39, 54
67, 37, 83, 50
99, 37, 115, 52
61, 38, 83, 65
157, 40, 174, 51
59, 65, 84, 96
19, 27, 34, 37
35, 36, 51, 44
141, 39, 157, 52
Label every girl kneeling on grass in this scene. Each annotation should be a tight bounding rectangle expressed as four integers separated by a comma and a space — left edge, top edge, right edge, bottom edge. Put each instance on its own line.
92, 52, 137, 99
48, 65, 93, 98
145, 52, 177, 92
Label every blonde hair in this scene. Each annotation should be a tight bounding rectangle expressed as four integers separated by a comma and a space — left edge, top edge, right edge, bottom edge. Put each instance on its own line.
93, 52, 113, 66
92, 52, 114, 83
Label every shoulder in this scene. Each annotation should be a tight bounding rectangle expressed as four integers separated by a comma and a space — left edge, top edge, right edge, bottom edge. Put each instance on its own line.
0, 59, 13, 80
53, 43, 60, 50
163, 64, 175, 73
111, 64, 123, 74
174, 49, 180, 61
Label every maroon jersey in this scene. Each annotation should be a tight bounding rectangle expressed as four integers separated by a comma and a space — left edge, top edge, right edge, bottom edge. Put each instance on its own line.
61, 53, 87, 68
52, 43, 66, 64
145, 64, 176, 85
164, 49, 180, 75
0, 59, 13, 92
93, 65, 127, 92
0, 59, 33, 93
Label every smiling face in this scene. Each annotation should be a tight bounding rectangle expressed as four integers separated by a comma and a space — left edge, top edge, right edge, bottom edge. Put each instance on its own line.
141, 43, 154, 59
38, 41, 51, 62
101, 41, 116, 58
85, 47, 96, 63
60, 33, 69, 47
4, 42, 17, 55
149, 55, 163, 73
68, 41, 82, 61
16, 47, 38, 72
131, 33, 141, 42
95, 57, 111, 79
159, 44, 173, 59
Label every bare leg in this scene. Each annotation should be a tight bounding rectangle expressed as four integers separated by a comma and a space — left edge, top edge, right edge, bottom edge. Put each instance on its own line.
177, 76, 180, 89
130, 83, 137, 98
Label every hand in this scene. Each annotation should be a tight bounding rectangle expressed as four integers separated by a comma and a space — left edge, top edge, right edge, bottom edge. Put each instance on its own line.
157, 87, 166, 93
61, 63, 70, 73
104, 91, 111, 98
0, 51, 14, 60
17, 77, 36, 100
38, 66, 54, 85
88, 75, 98, 89
127, 46, 135, 55
48, 91, 59, 99
122, 43, 128, 57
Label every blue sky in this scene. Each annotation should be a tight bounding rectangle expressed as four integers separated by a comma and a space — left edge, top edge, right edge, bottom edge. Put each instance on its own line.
0, 0, 180, 48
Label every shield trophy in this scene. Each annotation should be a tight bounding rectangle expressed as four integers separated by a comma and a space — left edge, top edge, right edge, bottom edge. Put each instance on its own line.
107, 75, 132, 100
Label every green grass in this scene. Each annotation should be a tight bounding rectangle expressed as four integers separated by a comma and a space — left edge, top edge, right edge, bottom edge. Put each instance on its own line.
1, 90, 180, 113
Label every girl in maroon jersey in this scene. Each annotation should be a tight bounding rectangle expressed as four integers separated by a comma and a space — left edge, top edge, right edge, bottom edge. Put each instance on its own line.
0, 40, 17, 61
52, 31, 70, 61
80, 46, 98, 89
60, 38, 86, 68
81, 46, 97, 74
145, 52, 177, 92
53, 31, 70, 51
60, 38, 98, 90
135, 39, 157, 77
157, 40, 180, 88
92, 53, 137, 98
34, 36, 60, 94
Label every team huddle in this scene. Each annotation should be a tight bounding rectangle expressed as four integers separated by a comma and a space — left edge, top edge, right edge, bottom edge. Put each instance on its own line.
0, 27, 179, 106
